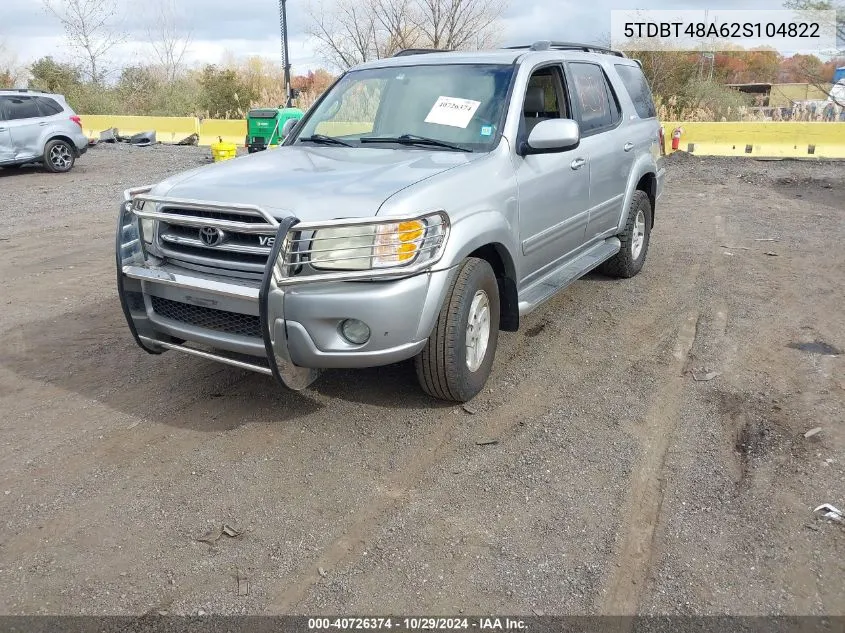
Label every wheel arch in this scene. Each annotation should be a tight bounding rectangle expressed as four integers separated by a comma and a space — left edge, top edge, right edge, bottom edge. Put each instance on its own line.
45, 134, 80, 157
467, 242, 519, 332
617, 157, 659, 232
635, 171, 657, 226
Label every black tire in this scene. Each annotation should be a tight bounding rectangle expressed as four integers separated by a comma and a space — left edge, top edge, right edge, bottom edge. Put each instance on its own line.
415, 257, 500, 402
43, 139, 75, 173
599, 189, 652, 278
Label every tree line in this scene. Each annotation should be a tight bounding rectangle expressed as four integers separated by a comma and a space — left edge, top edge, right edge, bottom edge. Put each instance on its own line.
0, 0, 842, 118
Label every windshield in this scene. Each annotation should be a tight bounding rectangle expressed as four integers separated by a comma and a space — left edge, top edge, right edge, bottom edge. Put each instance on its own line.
291, 64, 515, 152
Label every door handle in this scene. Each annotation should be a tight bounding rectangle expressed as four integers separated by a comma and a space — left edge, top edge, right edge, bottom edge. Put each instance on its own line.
39, 122, 48, 127
570, 157, 587, 170
0, 127, 5, 132
623, 142, 634, 152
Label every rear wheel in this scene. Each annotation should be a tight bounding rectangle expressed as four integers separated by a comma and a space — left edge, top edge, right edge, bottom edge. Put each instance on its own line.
43, 139, 75, 173
415, 257, 500, 402
599, 189, 652, 278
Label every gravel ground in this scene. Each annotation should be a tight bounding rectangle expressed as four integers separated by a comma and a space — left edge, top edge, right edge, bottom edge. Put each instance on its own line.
0, 145, 842, 617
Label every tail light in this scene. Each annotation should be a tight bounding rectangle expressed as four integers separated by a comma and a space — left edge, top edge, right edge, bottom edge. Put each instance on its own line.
70, 115, 82, 129
658, 126, 666, 156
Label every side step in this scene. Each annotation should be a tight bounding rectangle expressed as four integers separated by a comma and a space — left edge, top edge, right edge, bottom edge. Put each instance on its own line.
518, 237, 621, 316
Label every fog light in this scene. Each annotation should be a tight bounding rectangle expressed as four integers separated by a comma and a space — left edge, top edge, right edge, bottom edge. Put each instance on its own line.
340, 319, 370, 345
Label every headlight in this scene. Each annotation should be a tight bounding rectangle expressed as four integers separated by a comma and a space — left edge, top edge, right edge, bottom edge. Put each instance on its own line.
309, 213, 448, 271
141, 218, 155, 244
133, 199, 155, 244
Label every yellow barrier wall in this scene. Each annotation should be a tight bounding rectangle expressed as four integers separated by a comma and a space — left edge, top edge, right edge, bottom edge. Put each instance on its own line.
199, 119, 247, 146
662, 121, 845, 159
80, 114, 845, 157
81, 115, 199, 143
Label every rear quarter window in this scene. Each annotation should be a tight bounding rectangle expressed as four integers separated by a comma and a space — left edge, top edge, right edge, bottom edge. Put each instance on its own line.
615, 65, 657, 119
36, 97, 64, 116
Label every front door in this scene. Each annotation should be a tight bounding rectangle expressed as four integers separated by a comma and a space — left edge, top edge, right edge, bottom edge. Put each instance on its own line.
4, 95, 45, 160
514, 64, 590, 287
0, 98, 14, 163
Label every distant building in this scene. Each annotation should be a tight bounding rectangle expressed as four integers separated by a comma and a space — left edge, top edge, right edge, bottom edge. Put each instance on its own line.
727, 82, 835, 107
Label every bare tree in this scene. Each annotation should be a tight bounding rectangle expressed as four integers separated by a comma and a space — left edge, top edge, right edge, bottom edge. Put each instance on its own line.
784, 0, 844, 46
43, 0, 125, 84
307, 0, 508, 70
146, 0, 192, 82
307, 0, 382, 70
783, 0, 845, 105
0, 38, 26, 88
414, 0, 507, 51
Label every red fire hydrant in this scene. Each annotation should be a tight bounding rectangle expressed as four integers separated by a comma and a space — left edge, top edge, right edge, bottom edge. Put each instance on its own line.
671, 126, 683, 151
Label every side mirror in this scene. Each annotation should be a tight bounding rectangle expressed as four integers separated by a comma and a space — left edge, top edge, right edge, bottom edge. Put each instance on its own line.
522, 119, 580, 155
281, 118, 299, 138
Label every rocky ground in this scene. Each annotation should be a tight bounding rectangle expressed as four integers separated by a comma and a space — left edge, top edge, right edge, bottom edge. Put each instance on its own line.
0, 145, 842, 616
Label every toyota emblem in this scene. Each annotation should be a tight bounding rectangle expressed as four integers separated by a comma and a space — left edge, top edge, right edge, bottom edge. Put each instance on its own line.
199, 226, 224, 247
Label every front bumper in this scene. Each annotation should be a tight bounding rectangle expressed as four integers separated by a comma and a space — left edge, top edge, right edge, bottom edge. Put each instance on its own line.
116, 191, 452, 391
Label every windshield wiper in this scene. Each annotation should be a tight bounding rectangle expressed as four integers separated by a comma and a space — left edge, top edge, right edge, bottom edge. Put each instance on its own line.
359, 134, 472, 153
298, 134, 353, 147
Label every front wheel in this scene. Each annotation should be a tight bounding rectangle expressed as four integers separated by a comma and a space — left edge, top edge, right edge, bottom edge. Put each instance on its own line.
415, 257, 500, 402
43, 139, 75, 173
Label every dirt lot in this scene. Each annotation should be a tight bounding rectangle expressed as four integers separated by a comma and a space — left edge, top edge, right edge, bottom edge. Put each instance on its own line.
0, 145, 843, 617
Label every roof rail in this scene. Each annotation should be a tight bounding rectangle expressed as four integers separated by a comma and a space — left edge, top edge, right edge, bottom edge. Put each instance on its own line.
505, 40, 626, 58
4, 88, 44, 93
393, 48, 451, 57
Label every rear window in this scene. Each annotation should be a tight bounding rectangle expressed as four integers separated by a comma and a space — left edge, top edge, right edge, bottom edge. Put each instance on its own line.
3, 96, 42, 120
615, 65, 657, 119
36, 97, 64, 116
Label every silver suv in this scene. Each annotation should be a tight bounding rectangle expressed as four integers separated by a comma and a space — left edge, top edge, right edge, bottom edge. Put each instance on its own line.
117, 41, 666, 402
0, 89, 88, 172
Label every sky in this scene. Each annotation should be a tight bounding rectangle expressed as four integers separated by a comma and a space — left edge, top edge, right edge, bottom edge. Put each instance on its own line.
0, 0, 827, 77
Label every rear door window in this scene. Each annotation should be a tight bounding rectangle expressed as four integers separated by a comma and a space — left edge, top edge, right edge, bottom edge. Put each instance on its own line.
566, 62, 620, 135
36, 97, 64, 116
615, 64, 657, 119
4, 96, 43, 120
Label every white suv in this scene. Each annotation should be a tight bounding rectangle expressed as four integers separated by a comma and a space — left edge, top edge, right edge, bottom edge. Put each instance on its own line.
0, 89, 89, 172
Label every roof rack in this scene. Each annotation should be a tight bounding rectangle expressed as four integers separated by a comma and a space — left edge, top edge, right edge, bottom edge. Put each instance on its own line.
393, 48, 452, 57
505, 40, 626, 58
3, 88, 44, 93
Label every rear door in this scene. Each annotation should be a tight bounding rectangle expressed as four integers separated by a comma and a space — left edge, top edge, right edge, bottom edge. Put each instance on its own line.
0, 98, 14, 162
5, 95, 46, 159
565, 61, 629, 241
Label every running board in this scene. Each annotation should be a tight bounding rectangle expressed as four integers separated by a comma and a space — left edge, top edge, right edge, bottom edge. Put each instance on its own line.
518, 237, 621, 316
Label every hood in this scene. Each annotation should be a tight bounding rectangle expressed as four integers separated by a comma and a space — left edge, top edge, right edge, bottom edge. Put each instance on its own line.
153, 145, 481, 221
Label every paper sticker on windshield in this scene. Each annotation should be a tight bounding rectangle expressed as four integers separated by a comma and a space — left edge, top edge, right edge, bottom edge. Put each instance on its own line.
480, 125, 493, 137
425, 96, 481, 129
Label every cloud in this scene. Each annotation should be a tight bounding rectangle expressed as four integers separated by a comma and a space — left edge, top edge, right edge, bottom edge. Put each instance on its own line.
0, 0, 820, 75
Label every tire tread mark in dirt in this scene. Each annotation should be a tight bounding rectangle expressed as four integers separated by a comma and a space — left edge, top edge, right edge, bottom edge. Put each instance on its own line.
601, 310, 699, 616
264, 290, 691, 613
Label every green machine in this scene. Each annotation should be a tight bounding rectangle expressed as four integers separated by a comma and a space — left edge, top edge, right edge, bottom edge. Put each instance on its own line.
245, 107, 303, 153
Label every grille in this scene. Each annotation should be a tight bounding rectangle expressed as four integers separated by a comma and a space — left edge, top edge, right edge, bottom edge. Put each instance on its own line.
157, 207, 275, 276
162, 208, 267, 224
150, 296, 262, 338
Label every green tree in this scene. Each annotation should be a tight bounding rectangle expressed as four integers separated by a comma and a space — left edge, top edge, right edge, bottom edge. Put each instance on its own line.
197, 64, 257, 118
29, 56, 81, 93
